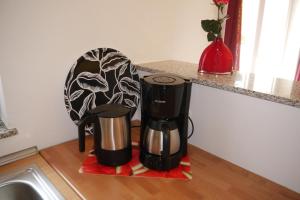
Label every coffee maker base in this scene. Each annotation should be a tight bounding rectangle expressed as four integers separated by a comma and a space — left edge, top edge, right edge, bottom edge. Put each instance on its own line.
140, 150, 181, 171
96, 147, 132, 167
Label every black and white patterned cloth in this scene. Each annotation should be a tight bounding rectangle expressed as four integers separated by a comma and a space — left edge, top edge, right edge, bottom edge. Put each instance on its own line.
64, 48, 140, 130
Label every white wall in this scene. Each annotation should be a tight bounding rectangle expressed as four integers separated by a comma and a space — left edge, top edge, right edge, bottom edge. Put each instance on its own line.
0, 0, 214, 156
189, 84, 300, 193
168, 0, 216, 62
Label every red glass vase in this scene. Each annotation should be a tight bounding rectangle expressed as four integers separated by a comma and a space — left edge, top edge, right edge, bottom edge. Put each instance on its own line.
198, 37, 233, 74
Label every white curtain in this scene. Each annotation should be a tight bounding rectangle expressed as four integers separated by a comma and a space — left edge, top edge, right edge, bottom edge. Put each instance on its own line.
240, 0, 300, 80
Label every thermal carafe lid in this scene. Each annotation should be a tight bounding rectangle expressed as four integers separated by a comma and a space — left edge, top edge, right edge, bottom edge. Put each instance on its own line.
87, 104, 130, 118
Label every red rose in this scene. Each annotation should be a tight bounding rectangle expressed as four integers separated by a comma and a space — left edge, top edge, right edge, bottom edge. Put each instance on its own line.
213, 0, 229, 5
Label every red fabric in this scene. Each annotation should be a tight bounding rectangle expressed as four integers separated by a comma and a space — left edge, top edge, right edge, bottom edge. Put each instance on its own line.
224, 0, 243, 71
295, 53, 300, 81
80, 146, 192, 180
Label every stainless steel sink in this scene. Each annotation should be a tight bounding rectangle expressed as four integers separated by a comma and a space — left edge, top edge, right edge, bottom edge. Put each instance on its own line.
0, 165, 64, 200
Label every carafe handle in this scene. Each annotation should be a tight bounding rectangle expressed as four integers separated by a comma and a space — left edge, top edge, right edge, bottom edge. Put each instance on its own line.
78, 115, 97, 152
187, 116, 194, 139
93, 117, 102, 157
162, 124, 170, 159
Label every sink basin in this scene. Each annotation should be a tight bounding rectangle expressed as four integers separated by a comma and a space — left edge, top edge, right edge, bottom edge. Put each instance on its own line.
0, 165, 64, 200
0, 182, 43, 200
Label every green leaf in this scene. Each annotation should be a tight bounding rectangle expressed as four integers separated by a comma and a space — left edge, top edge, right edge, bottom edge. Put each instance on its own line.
210, 21, 222, 34
201, 20, 213, 32
201, 20, 221, 35
207, 32, 216, 41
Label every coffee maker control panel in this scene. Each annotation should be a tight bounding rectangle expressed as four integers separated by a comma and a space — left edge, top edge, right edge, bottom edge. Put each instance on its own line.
144, 74, 185, 86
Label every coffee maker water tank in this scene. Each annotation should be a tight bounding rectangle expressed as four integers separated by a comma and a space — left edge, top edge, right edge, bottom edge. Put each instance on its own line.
143, 74, 185, 119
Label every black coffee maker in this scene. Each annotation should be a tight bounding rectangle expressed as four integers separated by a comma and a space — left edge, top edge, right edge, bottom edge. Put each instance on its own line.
140, 73, 192, 171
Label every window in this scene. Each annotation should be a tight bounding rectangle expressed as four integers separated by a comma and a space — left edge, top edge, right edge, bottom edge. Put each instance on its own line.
240, 0, 300, 80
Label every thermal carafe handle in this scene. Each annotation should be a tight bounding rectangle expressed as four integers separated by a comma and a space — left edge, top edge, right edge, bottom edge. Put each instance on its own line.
93, 117, 102, 156
162, 124, 170, 159
78, 115, 97, 152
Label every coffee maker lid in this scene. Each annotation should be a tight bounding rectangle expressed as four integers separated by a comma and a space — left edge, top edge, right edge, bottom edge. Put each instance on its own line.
144, 74, 185, 86
88, 104, 130, 118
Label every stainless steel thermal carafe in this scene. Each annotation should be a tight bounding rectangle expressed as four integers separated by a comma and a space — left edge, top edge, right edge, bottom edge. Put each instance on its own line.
143, 119, 180, 157
98, 116, 129, 151
78, 104, 131, 166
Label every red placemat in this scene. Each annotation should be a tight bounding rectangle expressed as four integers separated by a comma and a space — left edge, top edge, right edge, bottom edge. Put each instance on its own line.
79, 145, 192, 180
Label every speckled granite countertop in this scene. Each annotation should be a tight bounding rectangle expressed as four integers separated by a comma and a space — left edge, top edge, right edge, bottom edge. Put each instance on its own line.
0, 120, 17, 140
136, 60, 300, 108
